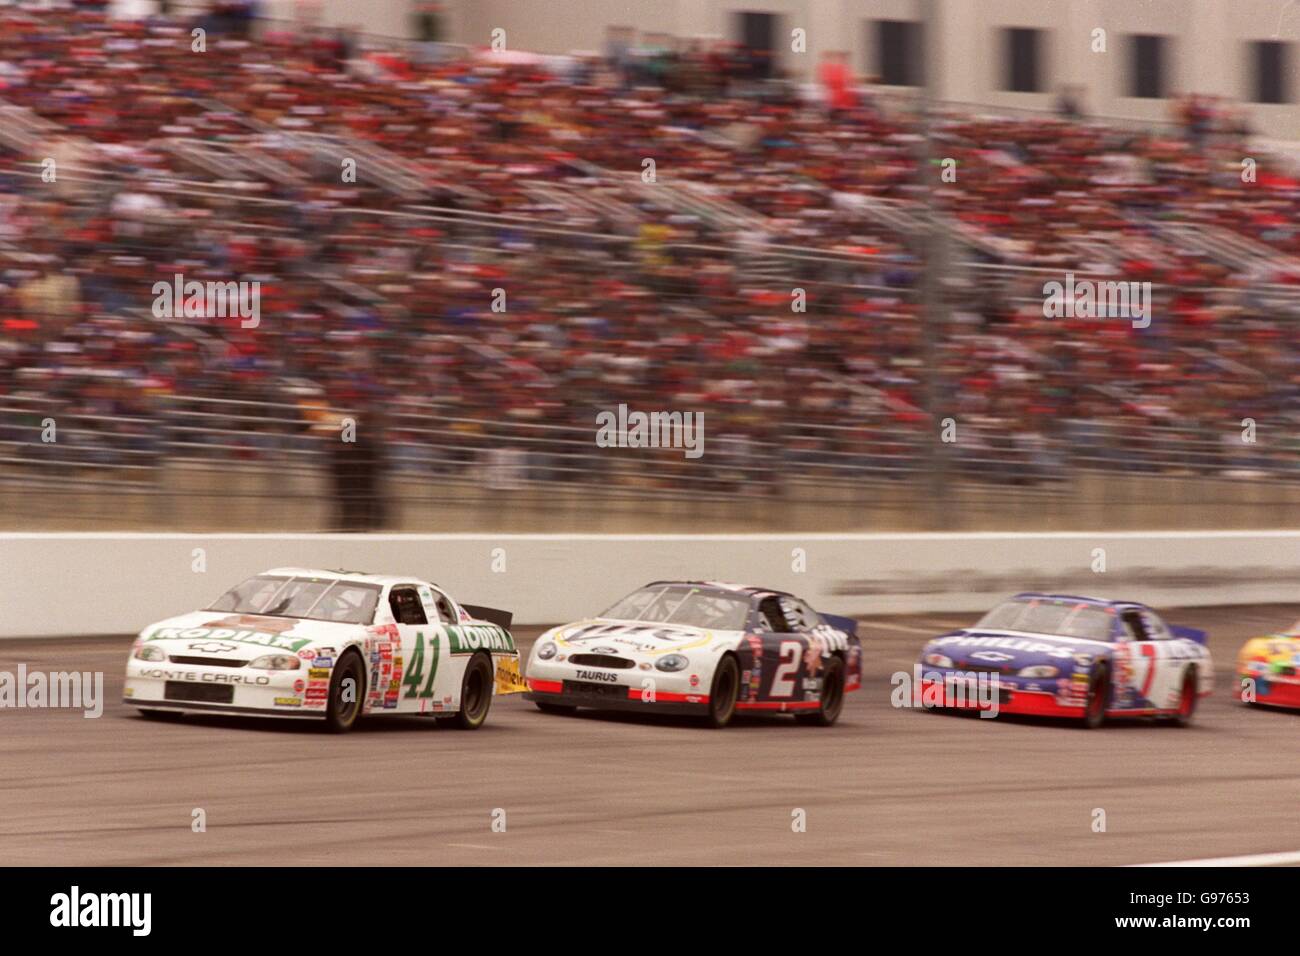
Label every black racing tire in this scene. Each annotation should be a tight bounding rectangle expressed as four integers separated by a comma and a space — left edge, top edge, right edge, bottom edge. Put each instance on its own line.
705, 655, 740, 728
1172, 666, 1199, 727
448, 652, 494, 730
324, 650, 366, 733
796, 655, 846, 727
535, 701, 577, 716
1081, 662, 1109, 729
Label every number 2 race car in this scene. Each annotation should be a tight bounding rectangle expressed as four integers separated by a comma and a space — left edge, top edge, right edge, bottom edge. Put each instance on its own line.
524, 581, 863, 727
1237, 619, 1300, 711
124, 568, 527, 732
915, 593, 1213, 727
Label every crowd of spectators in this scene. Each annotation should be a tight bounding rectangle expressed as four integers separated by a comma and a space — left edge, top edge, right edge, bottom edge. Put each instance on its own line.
0, 7, 1295, 502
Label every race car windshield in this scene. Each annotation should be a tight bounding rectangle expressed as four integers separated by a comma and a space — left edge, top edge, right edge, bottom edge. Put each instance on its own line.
601, 586, 750, 630
207, 575, 382, 625
975, 600, 1114, 641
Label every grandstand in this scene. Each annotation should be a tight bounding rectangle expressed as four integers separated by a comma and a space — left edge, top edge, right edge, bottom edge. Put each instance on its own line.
0, 7, 1296, 531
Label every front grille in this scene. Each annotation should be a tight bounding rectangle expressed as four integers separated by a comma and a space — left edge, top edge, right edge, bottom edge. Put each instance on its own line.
562, 680, 628, 701
568, 654, 636, 670
164, 681, 234, 704
956, 663, 1013, 675
169, 655, 250, 668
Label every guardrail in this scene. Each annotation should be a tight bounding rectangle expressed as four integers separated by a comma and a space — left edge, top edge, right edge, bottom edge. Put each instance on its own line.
1, 392, 1296, 531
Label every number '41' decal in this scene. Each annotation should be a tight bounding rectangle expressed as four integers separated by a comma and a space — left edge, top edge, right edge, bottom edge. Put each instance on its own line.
402, 632, 441, 699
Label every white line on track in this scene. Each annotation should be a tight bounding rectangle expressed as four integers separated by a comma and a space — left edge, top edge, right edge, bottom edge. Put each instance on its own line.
1131, 850, 1300, 867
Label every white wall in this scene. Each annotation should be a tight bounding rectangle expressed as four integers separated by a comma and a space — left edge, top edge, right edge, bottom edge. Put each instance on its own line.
3, 532, 1297, 638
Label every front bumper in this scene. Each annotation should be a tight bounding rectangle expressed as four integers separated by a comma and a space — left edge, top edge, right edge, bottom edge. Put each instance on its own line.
1241, 672, 1300, 709
124, 659, 326, 719
918, 674, 1087, 718
525, 678, 710, 715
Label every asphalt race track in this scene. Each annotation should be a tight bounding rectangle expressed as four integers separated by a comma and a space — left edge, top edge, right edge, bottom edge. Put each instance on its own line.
2, 605, 1297, 866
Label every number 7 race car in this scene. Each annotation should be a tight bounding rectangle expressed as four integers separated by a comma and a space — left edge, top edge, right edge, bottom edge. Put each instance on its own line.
124, 567, 527, 732
524, 581, 863, 727
914, 593, 1213, 727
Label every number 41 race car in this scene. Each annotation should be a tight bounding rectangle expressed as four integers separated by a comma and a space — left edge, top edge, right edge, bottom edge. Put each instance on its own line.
524, 581, 863, 727
124, 568, 527, 732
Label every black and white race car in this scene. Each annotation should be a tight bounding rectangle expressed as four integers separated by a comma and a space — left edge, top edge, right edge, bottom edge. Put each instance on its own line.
524, 581, 862, 727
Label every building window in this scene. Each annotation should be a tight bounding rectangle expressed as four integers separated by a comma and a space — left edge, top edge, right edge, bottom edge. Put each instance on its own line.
1003, 28, 1043, 93
735, 11, 778, 79
1129, 34, 1169, 98
874, 20, 924, 87
1252, 40, 1291, 103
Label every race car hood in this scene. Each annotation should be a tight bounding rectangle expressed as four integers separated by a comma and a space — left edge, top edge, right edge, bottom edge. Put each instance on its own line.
921, 628, 1110, 672
137, 610, 357, 658
547, 618, 736, 656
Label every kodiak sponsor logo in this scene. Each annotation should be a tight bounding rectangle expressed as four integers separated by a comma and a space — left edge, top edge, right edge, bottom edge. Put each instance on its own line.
147, 627, 311, 652
447, 625, 515, 654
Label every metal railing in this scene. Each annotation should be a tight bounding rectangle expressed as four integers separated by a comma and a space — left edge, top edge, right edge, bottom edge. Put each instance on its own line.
2, 392, 1295, 530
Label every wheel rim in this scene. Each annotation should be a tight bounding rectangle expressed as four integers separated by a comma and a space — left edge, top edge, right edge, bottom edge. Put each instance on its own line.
1087, 673, 1105, 721
1179, 675, 1195, 716
335, 660, 361, 724
823, 666, 843, 717
464, 662, 488, 719
713, 663, 736, 721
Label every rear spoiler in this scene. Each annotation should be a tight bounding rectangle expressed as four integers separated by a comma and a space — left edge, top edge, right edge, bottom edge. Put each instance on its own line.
821, 613, 858, 638
461, 604, 513, 630
1170, 624, 1208, 646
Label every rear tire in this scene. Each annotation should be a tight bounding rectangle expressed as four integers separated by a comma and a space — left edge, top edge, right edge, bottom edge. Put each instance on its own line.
1082, 662, 1109, 729
324, 650, 365, 733
705, 655, 740, 728
1172, 666, 1198, 727
796, 655, 845, 726
449, 653, 494, 730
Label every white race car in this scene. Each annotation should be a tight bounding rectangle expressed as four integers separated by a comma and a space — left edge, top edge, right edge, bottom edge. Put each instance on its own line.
525, 581, 863, 727
124, 567, 526, 732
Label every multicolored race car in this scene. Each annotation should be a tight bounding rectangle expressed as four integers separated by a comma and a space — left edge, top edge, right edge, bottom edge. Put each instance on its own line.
915, 593, 1213, 727
524, 581, 862, 727
1237, 621, 1300, 710
124, 567, 527, 732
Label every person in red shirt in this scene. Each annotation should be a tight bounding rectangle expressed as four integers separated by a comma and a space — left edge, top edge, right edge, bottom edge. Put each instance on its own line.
818, 50, 857, 115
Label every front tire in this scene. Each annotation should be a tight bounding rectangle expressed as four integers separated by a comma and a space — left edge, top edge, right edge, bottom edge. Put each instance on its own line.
448, 652, 494, 730
1082, 662, 1109, 729
796, 655, 845, 726
324, 650, 365, 733
705, 655, 740, 728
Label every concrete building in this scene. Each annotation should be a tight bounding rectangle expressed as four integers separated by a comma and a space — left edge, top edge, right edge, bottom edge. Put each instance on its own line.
118, 1, 1300, 135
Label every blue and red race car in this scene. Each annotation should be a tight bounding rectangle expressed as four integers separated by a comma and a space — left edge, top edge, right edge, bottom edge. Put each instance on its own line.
915, 593, 1213, 727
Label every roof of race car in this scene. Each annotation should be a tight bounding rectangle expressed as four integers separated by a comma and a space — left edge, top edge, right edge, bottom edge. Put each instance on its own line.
261, 567, 441, 589
1012, 592, 1151, 612
645, 580, 795, 600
